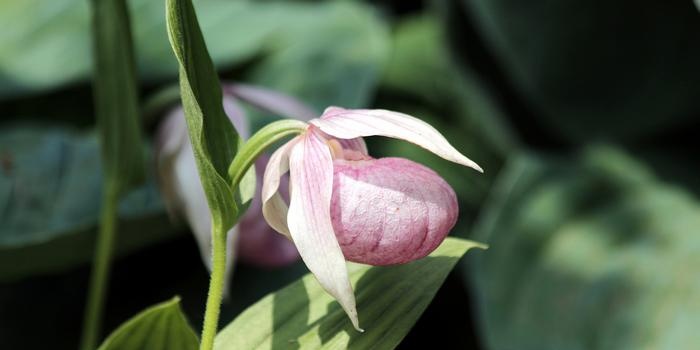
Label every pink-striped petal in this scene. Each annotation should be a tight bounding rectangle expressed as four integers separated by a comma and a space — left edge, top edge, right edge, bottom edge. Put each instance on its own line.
287, 128, 361, 331
311, 107, 483, 172
261, 137, 298, 238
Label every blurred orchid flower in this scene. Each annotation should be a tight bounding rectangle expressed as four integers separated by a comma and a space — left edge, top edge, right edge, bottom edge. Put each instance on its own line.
155, 83, 316, 287
262, 106, 482, 331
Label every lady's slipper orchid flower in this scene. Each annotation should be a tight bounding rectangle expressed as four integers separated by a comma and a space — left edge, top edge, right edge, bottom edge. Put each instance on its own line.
262, 107, 482, 331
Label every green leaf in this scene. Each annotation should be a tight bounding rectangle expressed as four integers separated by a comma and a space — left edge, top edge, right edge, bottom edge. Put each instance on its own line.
98, 297, 198, 350
166, 0, 240, 231
467, 146, 700, 349
91, 0, 144, 194
0, 126, 180, 282
215, 237, 485, 349
0, 0, 387, 103
453, 0, 700, 142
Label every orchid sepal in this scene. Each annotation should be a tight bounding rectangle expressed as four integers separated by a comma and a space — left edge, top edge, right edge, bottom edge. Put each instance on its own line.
311, 107, 483, 172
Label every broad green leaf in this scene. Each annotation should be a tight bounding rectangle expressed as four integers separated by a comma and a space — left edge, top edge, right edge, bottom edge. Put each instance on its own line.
91, 0, 143, 194
0, 0, 387, 102
98, 297, 198, 350
454, 0, 700, 142
0, 126, 180, 282
215, 237, 485, 349
166, 0, 239, 231
467, 146, 700, 349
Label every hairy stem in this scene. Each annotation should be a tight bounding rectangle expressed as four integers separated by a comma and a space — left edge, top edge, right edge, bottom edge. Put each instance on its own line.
199, 224, 227, 350
80, 183, 119, 350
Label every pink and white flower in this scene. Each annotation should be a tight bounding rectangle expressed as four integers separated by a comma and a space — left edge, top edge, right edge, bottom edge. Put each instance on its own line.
262, 106, 482, 330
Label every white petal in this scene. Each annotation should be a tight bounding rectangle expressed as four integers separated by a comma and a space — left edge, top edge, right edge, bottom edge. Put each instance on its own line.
287, 128, 362, 331
311, 107, 483, 172
261, 137, 298, 239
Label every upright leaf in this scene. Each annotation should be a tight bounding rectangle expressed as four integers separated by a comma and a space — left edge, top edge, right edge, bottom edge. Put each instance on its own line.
82, 1, 147, 348
215, 237, 485, 349
166, 0, 239, 231
98, 297, 199, 350
92, 0, 144, 194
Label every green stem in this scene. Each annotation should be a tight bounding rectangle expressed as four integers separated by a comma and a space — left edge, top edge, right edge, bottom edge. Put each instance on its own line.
199, 224, 227, 350
80, 183, 119, 350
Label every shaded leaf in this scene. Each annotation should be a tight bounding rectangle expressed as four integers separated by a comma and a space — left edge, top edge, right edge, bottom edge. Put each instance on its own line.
215, 237, 485, 349
455, 0, 700, 142
98, 297, 198, 350
0, 126, 179, 282
467, 146, 700, 349
0, 0, 388, 102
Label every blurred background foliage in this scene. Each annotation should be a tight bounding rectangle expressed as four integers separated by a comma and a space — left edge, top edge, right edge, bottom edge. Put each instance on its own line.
0, 0, 698, 349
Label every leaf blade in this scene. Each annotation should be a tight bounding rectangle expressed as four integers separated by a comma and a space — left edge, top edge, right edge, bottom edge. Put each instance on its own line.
165, 0, 240, 230
91, 0, 144, 195
97, 297, 199, 350
214, 237, 485, 349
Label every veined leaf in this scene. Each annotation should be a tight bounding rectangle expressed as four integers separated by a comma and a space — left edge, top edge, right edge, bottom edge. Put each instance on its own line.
468, 146, 700, 349
215, 237, 485, 349
98, 297, 198, 350
0, 0, 388, 112
166, 0, 240, 231
0, 126, 179, 282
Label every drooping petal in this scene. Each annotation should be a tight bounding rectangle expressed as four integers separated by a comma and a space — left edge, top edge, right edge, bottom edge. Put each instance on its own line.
225, 83, 317, 121
287, 128, 361, 331
237, 155, 299, 267
311, 107, 483, 172
261, 137, 298, 238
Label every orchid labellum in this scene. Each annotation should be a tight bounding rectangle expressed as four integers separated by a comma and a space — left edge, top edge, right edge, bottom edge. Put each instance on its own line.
262, 106, 482, 330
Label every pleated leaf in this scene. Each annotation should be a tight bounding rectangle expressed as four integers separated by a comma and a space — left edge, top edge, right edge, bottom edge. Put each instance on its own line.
215, 237, 485, 349
98, 297, 198, 350
166, 0, 240, 231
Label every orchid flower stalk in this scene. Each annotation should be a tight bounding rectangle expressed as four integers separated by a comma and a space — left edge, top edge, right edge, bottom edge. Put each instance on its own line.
260, 106, 482, 330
